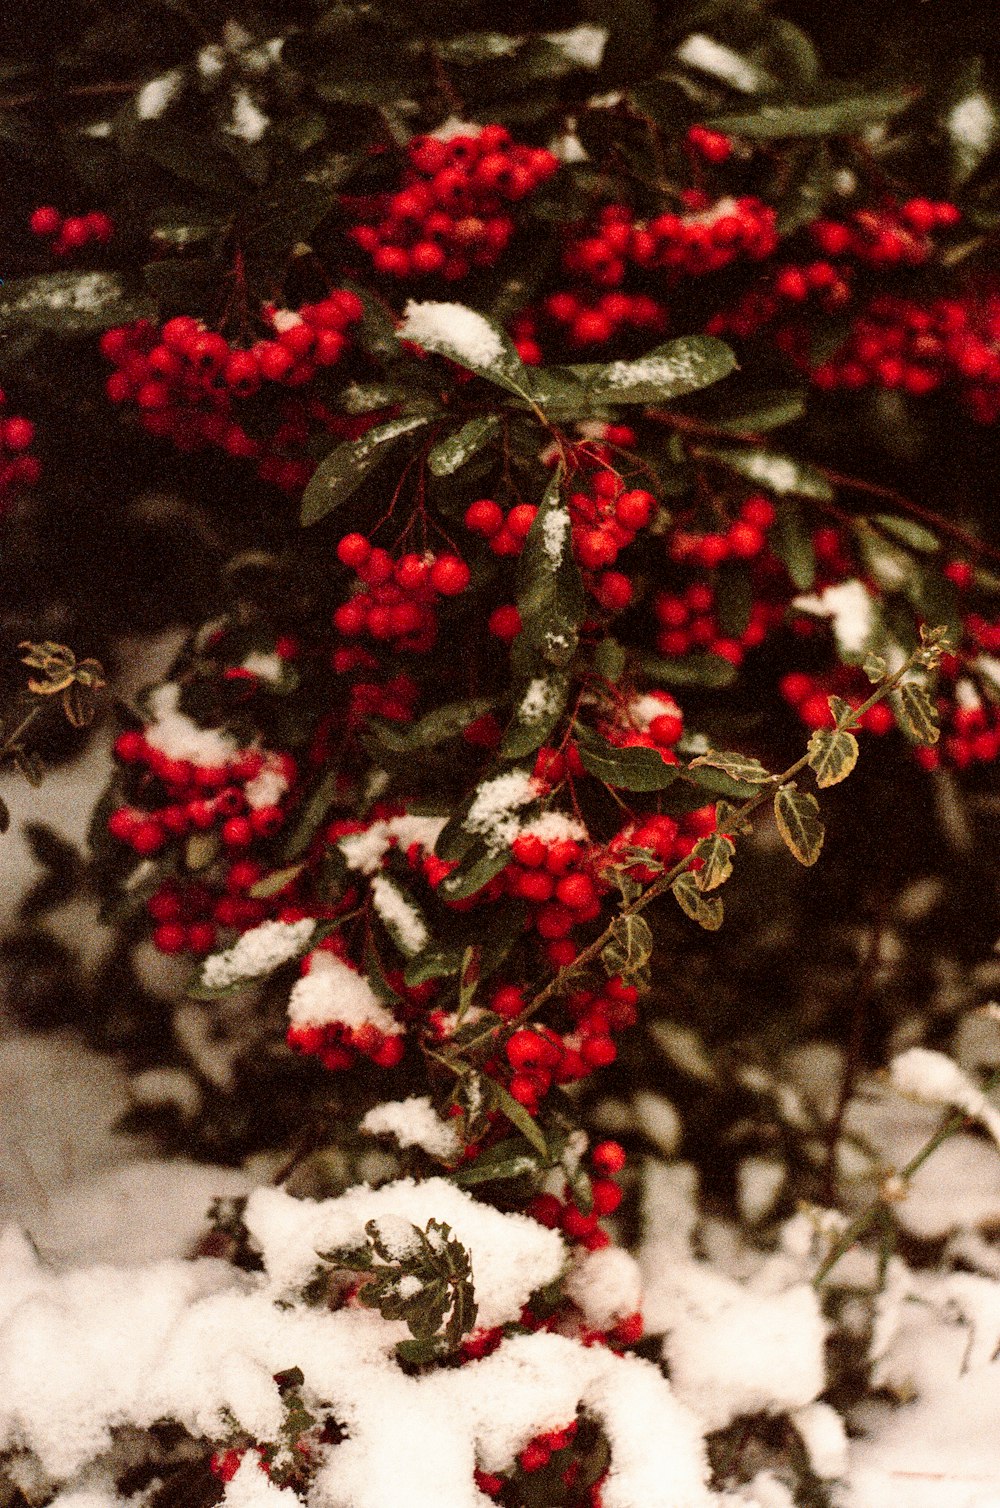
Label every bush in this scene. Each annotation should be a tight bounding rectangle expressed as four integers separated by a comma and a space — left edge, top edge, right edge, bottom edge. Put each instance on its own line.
3, 5, 1000, 1507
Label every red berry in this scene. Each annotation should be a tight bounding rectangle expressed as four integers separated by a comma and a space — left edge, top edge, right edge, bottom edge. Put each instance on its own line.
429, 555, 470, 595
591, 1140, 626, 1174
153, 923, 187, 954
488, 605, 522, 640
337, 533, 372, 569
465, 498, 504, 537
30, 205, 62, 237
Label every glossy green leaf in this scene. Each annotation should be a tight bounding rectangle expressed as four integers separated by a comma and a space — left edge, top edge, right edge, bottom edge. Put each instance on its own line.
301, 415, 432, 525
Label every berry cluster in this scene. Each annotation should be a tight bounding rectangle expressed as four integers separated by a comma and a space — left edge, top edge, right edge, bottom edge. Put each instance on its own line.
348, 127, 558, 280
562, 196, 778, 289
29, 205, 114, 255
779, 669, 895, 736
108, 728, 294, 858
285, 942, 406, 1071
502, 826, 606, 963
333, 536, 472, 650
101, 292, 362, 491
511, 290, 667, 354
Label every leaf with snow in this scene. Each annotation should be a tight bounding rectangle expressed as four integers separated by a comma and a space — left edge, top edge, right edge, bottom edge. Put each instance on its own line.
0, 272, 154, 334
774, 784, 825, 866
427, 414, 501, 476
397, 301, 525, 391
709, 446, 834, 500
189, 918, 318, 998
501, 673, 570, 758
538, 336, 736, 409
515, 469, 584, 672
807, 728, 859, 787
300, 415, 431, 525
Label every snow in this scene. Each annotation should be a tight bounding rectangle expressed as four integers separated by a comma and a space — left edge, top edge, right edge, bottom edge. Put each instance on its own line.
4, 271, 127, 318
463, 770, 540, 852
542, 505, 571, 565
564, 1247, 643, 1328
675, 33, 763, 92
630, 692, 681, 731
360, 1098, 461, 1160
544, 25, 608, 70
241, 652, 284, 684
144, 682, 238, 766
243, 1177, 565, 1326
790, 1401, 848, 1478
201, 919, 316, 991
515, 810, 588, 844
370, 875, 428, 953
889, 1046, 1000, 1147
398, 301, 506, 371
226, 91, 270, 142
135, 71, 181, 119
604, 351, 706, 393
287, 952, 399, 1034
198, 44, 226, 77
948, 93, 996, 153
224, 1455, 300, 1508
244, 765, 290, 810
429, 116, 486, 140
516, 677, 561, 724
339, 814, 447, 874
792, 579, 875, 655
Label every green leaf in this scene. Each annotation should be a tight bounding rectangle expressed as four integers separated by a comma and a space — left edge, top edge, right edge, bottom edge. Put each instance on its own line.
536, 336, 736, 408
437, 844, 512, 903
0, 272, 154, 335
715, 564, 753, 639
300, 415, 432, 526
707, 87, 913, 139
689, 750, 773, 783
516, 467, 585, 670
373, 698, 496, 753
713, 389, 807, 433
895, 681, 940, 746
427, 415, 502, 476
640, 654, 737, 688
601, 912, 653, 977
693, 833, 736, 891
280, 769, 341, 860
807, 728, 860, 787
871, 514, 940, 554
501, 674, 570, 759
451, 1139, 540, 1187
863, 652, 888, 683
593, 637, 627, 683
708, 447, 834, 500
249, 862, 306, 899
489, 1080, 549, 1157
672, 872, 724, 930
774, 784, 825, 865
771, 501, 817, 590
575, 727, 679, 791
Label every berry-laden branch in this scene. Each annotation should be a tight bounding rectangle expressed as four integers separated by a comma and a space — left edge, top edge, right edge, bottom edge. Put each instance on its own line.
455, 628, 950, 1055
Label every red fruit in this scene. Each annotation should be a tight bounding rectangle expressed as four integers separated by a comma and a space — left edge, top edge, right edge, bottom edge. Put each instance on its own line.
555, 872, 597, 911
800, 692, 835, 730
107, 806, 138, 842
132, 818, 166, 856
506, 1030, 549, 1069
594, 571, 633, 613
250, 805, 284, 837
337, 533, 372, 569
114, 729, 146, 763
186, 921, 217, 955
465, 498, 504, 537
509, 1073, 540, 1108
615, 490, 654, 529
591, 1178, 623, 1215
506, 504, 538, 540
221, 817, 253, 848
492, 985, 526, 1020
943, 559, 974, 591
511, 833, 545, 867
518, 1442, 551, 1474
581, 1035, 616, 1067
162, 316, 201, 352
696, 534, 730, 569
60, 216, 91, 250
861, 702, 894, 735
727, 521, 765, 558
224, 349, 260, 397
649, 712, 683, 746
257, 343, 294, 382
30, 205, 63, 237
488, 605, 522, 640
591, 1140, 626, 1174
85, 211, 115, 244
429, 555, 470, 595
153, 922, 187, 954
780, 671, 813, 705
2, 416, 34, 451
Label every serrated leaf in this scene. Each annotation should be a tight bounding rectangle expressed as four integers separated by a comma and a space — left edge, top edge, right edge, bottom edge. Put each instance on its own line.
807, 728, 859, 787
693, 833, 735, 890
863, 652, 888, 683
489, 1080, 549, 1156
708, 447, 834, 500
300, 415, 431, 525
896, 681, 940, 745
689, 749, 773, 783
827, 695, 857, 728
774, 784, 825, 865
601, 912, 653, 977
427, 415, 501, 476
576, 727, 679, 791
672, 872, 724, 930
536, 335, 736, 409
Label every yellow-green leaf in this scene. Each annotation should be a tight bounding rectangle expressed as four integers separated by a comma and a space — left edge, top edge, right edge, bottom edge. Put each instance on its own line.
672, 872, 724, 930
692, 833, 736, 890
895, 681, 940, 745
774, 784, 825, 865
689, 749, 773, 783
807, 728, 859, 788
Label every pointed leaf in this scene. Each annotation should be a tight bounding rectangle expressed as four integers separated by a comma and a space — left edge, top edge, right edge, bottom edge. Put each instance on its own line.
501, 673, 570, 759
538, 335, 736, 408
300, 415, 431, 525
807, 728, 859, 787
707, 88, 913, 139
640, 653, 737, 688
516, 467, 584, 669
601, 912, 653, 977
774, 784, 825, 865
427, 414, 501, 476
576, 727, 679, 791
771, 502, 817, 590
671, 872, 724, 930
488, 1080, 549, 1156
